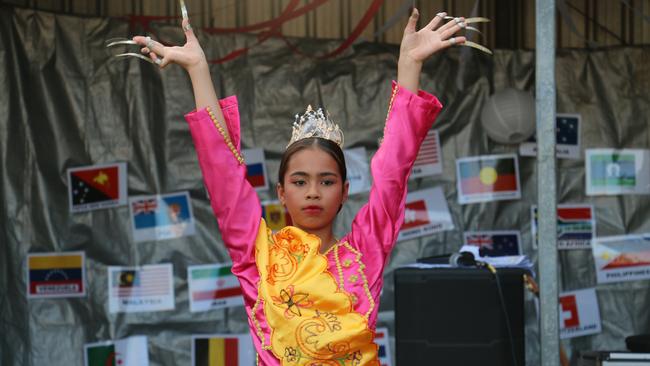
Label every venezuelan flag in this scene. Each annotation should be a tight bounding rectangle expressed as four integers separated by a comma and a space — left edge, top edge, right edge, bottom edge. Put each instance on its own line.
28, 254, 83, 296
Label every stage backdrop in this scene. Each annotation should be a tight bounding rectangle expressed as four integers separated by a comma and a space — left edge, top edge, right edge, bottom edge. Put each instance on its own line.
2, 5, 650, 366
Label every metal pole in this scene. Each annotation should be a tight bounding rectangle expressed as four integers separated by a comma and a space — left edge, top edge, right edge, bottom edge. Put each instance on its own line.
536, 0, 559, 365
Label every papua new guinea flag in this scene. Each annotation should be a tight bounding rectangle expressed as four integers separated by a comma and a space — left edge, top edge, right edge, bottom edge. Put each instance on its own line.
68, 163, 127, 212
70, 166, 118, 203
459, 157, 518, 194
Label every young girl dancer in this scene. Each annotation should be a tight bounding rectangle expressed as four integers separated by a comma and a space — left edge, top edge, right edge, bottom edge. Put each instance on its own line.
134, 8, 466, 365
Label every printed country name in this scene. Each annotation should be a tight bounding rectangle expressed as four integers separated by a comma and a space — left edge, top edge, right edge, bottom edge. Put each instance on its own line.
524, 146, 575, 154
154, 225, 189, 235
120, 298, 164, 306
401, 223, 445, 239
74, 200, 119, 210
36, 284, 80, 294
209, 299, 228, 307
466, 192, 519, 199
605, 268, 650, 278
561, 323, 598, 335
558, 240, 591, 249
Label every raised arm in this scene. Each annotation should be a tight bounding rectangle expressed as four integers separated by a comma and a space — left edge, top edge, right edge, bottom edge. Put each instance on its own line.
397, 9, 466, 92
131, 18, 260, 267
347, 10, 465, 258
133, 18, 226, 135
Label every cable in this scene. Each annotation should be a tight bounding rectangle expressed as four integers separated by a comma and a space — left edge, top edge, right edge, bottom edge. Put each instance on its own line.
480, 262, 519, 366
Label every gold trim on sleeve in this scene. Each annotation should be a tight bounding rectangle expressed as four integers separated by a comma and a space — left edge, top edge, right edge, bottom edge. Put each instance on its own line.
206, 106, 245, 165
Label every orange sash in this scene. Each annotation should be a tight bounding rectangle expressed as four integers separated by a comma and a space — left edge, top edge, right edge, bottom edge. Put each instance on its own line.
255, 220, 378, 365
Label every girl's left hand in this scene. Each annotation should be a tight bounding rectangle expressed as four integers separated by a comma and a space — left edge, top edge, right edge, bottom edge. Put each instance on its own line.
399, 9, 467, 65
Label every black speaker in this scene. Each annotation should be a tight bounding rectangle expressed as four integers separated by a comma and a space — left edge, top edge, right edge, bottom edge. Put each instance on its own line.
394, 267, 525, 366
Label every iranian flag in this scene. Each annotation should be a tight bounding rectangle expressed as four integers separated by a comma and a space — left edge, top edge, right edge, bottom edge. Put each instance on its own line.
84, 336, 149, 366
188, 264, 244, 312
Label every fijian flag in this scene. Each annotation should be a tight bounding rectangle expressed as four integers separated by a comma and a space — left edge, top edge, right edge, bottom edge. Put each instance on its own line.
84, 336, 149, 366
242, 148, 269, 191
27, 252, 85, 298
192, 334, 255, 366
129, 192, 196, 242
67, 163, 127, 213
464, 231, 521, 257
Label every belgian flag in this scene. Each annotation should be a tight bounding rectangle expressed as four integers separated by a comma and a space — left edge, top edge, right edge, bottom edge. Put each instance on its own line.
194, 337, 239, 366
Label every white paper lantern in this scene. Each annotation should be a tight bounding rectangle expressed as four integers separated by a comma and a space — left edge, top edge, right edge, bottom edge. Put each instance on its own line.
480, 88, 536, 144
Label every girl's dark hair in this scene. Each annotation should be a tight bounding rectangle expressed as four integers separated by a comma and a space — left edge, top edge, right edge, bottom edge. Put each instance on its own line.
278, 137, 347, 186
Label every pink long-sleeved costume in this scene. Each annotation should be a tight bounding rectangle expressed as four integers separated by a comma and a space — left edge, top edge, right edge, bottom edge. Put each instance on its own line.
185, 82, 442, 365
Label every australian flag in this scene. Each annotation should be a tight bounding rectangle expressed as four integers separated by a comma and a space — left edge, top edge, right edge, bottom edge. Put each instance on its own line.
466, 232, 520, 257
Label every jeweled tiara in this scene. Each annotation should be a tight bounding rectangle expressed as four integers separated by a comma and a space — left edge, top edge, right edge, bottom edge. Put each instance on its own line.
287, 105, 344, 148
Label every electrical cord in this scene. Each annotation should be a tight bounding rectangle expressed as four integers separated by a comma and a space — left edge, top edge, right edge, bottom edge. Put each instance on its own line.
479, 262, 519, 366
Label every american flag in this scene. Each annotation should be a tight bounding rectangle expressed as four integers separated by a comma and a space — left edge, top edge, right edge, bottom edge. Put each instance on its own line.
413, 129, 439, 167
132, 199, 158, 215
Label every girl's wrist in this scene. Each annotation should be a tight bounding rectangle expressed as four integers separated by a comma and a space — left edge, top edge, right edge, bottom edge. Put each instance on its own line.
187, 60, 210, 78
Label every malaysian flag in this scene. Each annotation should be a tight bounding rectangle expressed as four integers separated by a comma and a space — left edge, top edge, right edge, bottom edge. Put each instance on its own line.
113, 267, 170, 297
108, 264, 175, 313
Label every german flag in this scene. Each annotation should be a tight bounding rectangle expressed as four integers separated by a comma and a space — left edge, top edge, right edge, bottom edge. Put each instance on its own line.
459, 158, 518, 195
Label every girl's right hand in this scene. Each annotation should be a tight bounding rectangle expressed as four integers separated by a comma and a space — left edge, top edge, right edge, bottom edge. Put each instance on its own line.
132, 18, 207, 72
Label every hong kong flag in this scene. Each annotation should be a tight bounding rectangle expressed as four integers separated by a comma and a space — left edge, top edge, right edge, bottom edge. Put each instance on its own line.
401, 200, 430, 229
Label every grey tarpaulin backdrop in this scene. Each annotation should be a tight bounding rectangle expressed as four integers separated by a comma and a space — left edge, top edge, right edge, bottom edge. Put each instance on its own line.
2, 4, 650, 366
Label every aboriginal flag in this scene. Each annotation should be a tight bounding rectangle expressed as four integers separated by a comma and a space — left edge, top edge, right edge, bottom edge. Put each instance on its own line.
459, 158, 518, 194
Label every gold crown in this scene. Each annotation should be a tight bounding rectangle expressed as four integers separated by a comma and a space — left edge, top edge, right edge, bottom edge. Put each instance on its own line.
287, 105, 344, 148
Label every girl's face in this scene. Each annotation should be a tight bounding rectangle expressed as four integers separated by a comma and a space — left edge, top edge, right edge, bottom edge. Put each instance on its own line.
277, 147, 349, 232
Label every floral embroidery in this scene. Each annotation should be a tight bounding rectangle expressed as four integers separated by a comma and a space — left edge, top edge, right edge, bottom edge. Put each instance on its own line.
342, 258, 353, 268
285, 347, 299, 363
349, 274, 358, 283
271, 285, 313, 319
